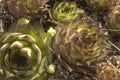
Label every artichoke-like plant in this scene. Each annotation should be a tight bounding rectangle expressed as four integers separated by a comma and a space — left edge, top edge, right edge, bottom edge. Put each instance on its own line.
84, 0, 117, 11
50, 1, 85, 23
51, 19, 108, 79
106, 5, 120, 35
0, 31, 52, 80
7, 0, 49, 19
97, 63, 120, 80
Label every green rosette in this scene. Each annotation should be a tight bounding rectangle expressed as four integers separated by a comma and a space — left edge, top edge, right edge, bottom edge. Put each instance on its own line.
0, 30, 52, 80
50, 1, 85, 23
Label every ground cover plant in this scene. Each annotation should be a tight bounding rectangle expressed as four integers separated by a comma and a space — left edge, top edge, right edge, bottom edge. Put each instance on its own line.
0, 0, 120, 80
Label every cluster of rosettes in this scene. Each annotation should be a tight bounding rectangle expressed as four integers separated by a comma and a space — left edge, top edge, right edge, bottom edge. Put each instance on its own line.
83, 0, 120, 36
0, 0, 120, 80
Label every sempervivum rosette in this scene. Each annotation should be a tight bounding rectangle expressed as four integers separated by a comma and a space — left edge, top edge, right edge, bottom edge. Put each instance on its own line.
106, 5, 120, 35
51, 19, 108, 79
84, 0, 117, 12
7, 0, 49, 19
50, 1, 85, 23
0, 32, 52, 80
97, 63, 120, 80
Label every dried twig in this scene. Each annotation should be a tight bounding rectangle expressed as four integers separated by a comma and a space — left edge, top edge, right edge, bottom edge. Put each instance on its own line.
108, 40, 120, 52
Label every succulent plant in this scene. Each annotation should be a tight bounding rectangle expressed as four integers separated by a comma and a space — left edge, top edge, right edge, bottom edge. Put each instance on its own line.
0, 31, 52, 80
106, 5, 120, 35
1, 0, 120, 80
51, 19, 108, 79
97, 63, 120, 80
108, 55, 120, 70
7, 0, 49, 19
84, 0, 117, 11
50, 1, 85, 23
47, 64, 56, 74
